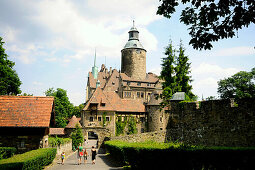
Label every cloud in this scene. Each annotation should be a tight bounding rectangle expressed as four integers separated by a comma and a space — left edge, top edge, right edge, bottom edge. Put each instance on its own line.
213, 46, 255, 57
32, 81, 43, 86
191, 63, 240, 99
192, 63, 239, 78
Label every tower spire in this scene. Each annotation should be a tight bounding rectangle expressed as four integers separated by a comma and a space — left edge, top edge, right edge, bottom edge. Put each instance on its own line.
94, 48, 96, 67
92, 48, 98, 79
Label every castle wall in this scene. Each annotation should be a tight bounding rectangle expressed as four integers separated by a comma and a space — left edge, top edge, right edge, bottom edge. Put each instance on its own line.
145, 98, 255, 147
121, 49, 146, 80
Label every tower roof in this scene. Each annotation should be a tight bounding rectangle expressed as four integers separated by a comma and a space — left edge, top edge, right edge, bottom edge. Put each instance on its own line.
123, 21, 145, 50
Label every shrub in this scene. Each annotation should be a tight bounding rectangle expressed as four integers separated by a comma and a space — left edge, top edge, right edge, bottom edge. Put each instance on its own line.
0, 147, 17, 160
105, 140, 255, 169
0, 148, 56, 170
48, 136, 71, 147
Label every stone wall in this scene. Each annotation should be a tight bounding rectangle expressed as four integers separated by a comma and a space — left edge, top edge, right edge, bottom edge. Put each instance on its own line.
121, 48, 146, 80
165, 98, 255, 146
111, 130, 166, 143
115, 98, 255, 147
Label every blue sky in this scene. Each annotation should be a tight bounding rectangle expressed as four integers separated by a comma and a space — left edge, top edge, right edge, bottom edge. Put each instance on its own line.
0, 0, 254, 105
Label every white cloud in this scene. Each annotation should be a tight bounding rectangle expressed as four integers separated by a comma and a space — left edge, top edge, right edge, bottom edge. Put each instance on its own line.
193, 63, 239, 78
191, 63, 241, 99
149, 67, 161, 76
213, 46, 255, 57
32, 81, 43, 86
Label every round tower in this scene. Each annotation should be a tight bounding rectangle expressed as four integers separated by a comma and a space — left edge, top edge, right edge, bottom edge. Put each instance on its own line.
121, 21, 146, 80
146, 91, 164, 132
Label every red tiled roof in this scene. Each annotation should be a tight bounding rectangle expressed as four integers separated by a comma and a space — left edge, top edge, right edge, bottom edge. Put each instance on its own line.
84, 88, 145, 113
65, 115, 81, 128
0, 96, 54, 127
49, 128, 65, 135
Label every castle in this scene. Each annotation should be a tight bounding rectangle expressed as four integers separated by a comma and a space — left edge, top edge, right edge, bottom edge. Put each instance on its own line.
81, 23, 172, 143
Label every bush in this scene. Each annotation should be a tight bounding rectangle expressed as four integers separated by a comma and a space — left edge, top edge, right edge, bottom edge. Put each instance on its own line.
0, 147, 17, 160
48, 136, 71, 147
105, 140, 255, 169
0, 148, 56, 170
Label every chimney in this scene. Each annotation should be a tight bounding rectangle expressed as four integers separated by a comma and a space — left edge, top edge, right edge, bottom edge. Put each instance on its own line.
110, 67, 112, 76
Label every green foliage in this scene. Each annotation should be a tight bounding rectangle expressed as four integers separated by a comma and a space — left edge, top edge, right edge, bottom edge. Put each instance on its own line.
127, 117, 137, 135
159, 40, 177, 107
175, 42, 194, 99
105, 140, 255, 169
70, 124, 84, 150
160, 40, 194, 107
116, 116, 127, 136
157, 0, 255, 50
217, 68, 255, 100
0, 148, 56, 170
45, 88, 74, 127
48, 136, 71, 147
102, 112, 107, 127
72, 103, 84, 118
0, 147, 17, 160
0, 37, 22, 95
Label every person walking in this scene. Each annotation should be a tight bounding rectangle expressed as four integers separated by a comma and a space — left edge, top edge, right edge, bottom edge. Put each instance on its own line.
83, 148, 88, 164
61, 152, 65, 165
91, 146, 97, 165
76, 143, 83, 165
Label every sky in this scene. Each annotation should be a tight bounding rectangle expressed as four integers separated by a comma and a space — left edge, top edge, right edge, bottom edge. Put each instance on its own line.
0, 0, 254, 105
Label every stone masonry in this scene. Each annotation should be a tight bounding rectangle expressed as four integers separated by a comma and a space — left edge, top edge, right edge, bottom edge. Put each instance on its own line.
121, 48, 146, 80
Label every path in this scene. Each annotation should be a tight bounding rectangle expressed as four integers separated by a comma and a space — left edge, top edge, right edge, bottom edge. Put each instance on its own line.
48, 140, 122, 170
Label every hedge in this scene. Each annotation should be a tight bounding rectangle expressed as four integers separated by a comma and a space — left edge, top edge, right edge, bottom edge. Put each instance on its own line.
48, 137, 71, 147
105, 140, 255, 170
0, 148, 57, 170
0, 147, 17, 160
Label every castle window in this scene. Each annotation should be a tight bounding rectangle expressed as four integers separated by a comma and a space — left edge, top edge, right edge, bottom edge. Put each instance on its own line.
106, 117, 110, 121
101, 103, 105, 107
89, 117, 94, 122
137, 82, 141, 86
147, 83, 150, 86
98, 116, 102, 121
137, 92, 140, 98
112, 82, 115, 85
160, 117, 162, 122
141, 92, 144, 98
127, 81, 130, 85
141, 128, 144, 133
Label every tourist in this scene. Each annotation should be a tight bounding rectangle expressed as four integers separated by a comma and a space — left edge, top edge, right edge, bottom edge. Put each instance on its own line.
77, 143, 83, 165
61, 151, 65, 165
91, 146, 97, 165
83, 148, 88, 164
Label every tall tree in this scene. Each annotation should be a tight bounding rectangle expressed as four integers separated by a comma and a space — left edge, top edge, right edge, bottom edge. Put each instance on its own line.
160, 40, 195, 107
159, 40, 177, 107
70, 123, 84, 149
175, 41, 194, 99
45, 88, 74, 127
0, 37, 22, 95
157, 0, 255, 50
217, 68, 255, 100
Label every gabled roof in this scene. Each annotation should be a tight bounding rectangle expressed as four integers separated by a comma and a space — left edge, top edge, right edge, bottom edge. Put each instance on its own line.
84, 88, 115, 111
65, 115, 81, 128
83, 88, 145, 113
120, 72, 159, 84
0, 96, 54, 127
49, 128, 65, 135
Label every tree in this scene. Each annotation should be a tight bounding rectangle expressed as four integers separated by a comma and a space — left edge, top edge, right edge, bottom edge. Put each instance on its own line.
45, 88, 74, 127
157, 0, 255, 50
0, 37, 22, 95
159, 40, 177, 107
217, 68, 255, 100
70, 123, 84, 150
72, 103, 85, 118
175, 41, 194, 99
160, 40, 195, 107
